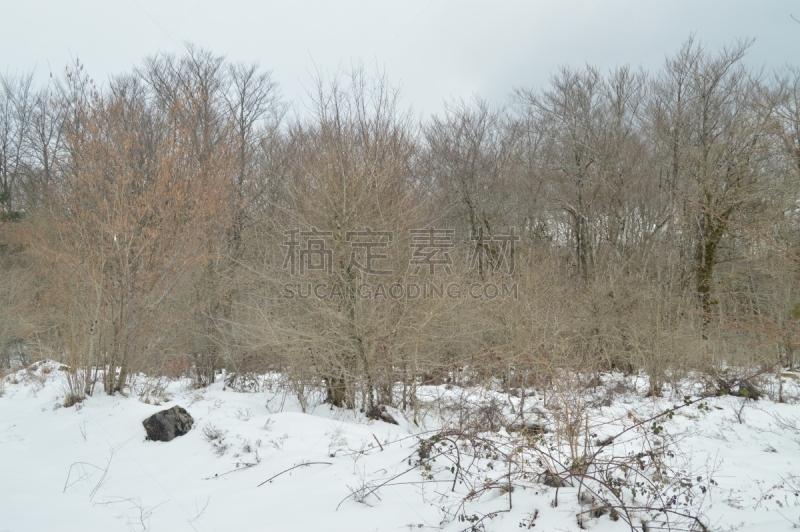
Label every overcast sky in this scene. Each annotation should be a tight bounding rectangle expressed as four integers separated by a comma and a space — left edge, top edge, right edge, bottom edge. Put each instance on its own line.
2, 1, 799, 116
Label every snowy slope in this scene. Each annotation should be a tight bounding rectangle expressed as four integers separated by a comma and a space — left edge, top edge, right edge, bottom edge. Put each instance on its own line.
1, 362, 799, 532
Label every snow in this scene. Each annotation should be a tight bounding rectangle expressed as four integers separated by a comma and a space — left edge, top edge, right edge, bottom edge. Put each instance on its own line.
1, 362, 800, 531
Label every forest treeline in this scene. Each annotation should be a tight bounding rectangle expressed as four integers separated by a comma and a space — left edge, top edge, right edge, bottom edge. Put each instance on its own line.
1, 38, 799, 414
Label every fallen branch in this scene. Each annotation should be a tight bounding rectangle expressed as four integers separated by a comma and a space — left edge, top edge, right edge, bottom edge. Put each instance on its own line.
257, 461, 332, 487
204, 461, 259, 480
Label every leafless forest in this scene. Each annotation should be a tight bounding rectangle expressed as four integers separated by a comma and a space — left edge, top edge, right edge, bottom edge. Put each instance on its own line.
2, 38, 800, 415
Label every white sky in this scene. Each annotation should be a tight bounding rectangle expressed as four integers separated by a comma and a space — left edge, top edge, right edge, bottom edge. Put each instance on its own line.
2, 0, 799, 116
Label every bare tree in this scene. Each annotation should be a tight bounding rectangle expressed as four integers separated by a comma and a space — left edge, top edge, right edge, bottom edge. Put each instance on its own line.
27, 63, 234, 395
423, 97, 522, 278
650, 38, 777, 334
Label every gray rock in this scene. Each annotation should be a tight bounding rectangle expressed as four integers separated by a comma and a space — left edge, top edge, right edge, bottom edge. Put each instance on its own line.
143, 406, 194, 442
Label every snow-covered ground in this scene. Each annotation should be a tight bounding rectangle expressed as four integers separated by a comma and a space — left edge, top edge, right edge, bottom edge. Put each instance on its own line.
1, 362, 800, 531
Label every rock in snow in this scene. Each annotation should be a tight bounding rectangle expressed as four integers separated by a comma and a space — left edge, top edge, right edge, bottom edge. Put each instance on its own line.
142, 405, 194, 442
